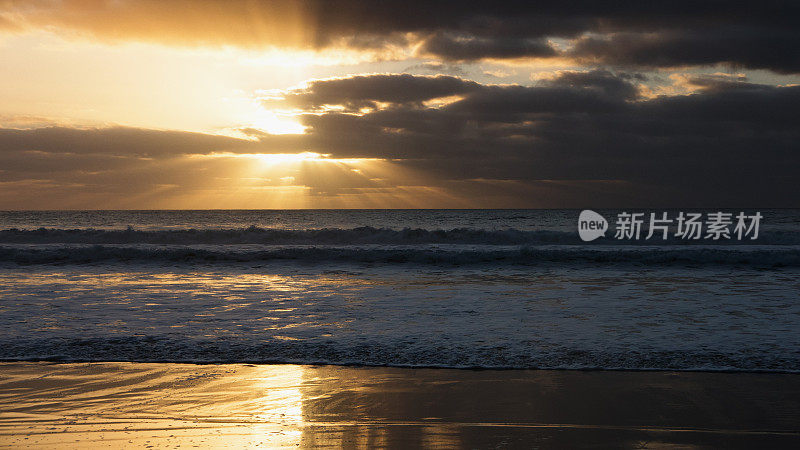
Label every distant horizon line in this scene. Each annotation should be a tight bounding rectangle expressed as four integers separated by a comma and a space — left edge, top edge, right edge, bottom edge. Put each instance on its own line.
2, 208, 798, 212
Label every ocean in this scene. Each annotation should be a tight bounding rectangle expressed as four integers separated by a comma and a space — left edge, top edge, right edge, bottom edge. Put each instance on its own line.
1, 209, 798, 371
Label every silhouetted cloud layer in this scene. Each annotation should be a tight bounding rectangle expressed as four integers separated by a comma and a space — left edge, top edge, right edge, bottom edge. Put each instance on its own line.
2, 72, 798, 207
3, 1, 799, 72
0, 127, 250, 157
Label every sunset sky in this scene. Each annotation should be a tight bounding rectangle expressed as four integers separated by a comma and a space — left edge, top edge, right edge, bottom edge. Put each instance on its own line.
1, 1, 798, 209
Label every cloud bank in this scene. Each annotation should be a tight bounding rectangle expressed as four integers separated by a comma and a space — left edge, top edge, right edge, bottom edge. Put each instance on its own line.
3, 1, 799, 72
2, 72, 797, 207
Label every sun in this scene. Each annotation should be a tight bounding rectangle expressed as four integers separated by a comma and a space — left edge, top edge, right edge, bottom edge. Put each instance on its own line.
252, 152, 327, 164
251, 109, 306, 135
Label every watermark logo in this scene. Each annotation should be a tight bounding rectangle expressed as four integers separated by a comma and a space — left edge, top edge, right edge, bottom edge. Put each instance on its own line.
578, 211, 762, 241
578, 209, 609, 241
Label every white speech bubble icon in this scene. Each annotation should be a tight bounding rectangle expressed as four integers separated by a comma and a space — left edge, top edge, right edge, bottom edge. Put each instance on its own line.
578, 210, 608, 242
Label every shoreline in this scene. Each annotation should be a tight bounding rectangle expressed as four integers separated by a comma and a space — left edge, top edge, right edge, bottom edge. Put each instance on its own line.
2, 362, 799, 448
2, 359, 799, 374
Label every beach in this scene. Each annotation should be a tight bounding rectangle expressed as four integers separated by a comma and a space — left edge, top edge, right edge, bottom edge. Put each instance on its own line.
1, 362, 799, 448
1, 210, 800, 447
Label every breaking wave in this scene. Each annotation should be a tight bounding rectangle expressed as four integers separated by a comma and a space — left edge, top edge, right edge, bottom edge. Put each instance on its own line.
1, 227, 798, 267
1, 226, 799, 245
1, 243, 799, 267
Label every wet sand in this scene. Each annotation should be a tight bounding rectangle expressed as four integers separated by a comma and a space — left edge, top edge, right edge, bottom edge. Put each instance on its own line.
1, 363, 799, 448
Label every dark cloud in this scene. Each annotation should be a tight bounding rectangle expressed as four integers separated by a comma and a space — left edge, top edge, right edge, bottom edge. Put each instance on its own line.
4, 1, 800, 72
0, 126, 253, 157
274, 74, 482, 111
278, 73, 800, 206
543, 70, 644, 100
570, 28, 800, 73
418, 32, 557, 61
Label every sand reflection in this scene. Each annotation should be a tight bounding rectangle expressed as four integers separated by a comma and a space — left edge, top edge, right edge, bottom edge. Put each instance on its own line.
1, 362, 799, 448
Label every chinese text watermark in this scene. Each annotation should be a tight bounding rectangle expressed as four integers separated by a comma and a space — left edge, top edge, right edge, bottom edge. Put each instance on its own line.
578, 210, 761, 242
